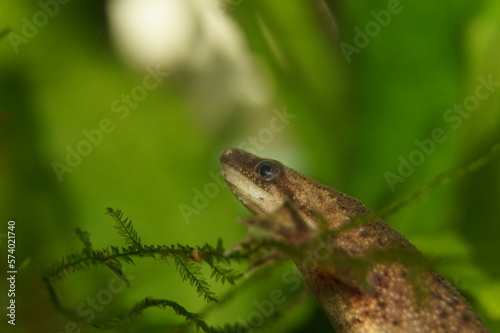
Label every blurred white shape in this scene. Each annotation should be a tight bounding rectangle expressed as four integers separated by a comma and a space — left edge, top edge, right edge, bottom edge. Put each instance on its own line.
107, 0, 194, 68
106, 0, 272, 128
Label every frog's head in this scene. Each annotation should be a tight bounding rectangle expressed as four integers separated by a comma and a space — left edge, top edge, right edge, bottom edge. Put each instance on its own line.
219, 148, 289, 217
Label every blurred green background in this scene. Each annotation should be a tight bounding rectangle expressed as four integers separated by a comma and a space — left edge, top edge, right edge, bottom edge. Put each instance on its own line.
1, 0, 500, 332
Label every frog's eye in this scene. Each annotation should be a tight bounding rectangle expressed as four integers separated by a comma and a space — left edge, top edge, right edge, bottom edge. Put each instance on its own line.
254, 160, 280, 180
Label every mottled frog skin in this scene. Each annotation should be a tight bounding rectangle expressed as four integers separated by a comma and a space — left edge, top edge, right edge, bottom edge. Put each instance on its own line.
220, 148, 489, 333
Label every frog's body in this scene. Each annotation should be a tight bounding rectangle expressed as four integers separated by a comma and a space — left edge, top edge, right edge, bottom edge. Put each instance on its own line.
220, 148, 488, 332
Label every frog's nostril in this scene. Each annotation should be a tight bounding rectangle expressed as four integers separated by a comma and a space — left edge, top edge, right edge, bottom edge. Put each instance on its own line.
220, 149, 233, 159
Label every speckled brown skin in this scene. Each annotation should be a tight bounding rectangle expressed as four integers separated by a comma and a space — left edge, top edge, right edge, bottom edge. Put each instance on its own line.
220, 148, 489, 333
